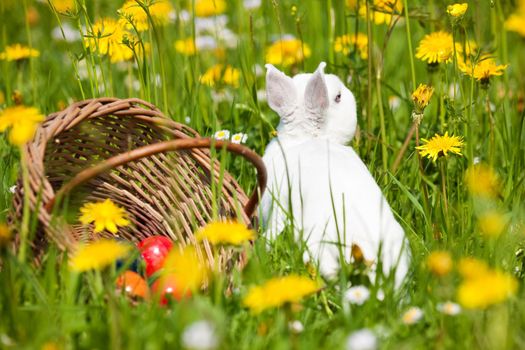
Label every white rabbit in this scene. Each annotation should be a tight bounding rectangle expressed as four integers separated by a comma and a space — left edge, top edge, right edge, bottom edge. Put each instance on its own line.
260, 62, 410, 287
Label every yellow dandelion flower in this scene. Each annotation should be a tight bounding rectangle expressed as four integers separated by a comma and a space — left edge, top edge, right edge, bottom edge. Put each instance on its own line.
69, 239, 130, 272
478, 211, 507, 238
458, 257, 489, 279
427, 250, 453, 276
459, 56, 508, 84
49, 0, 76, 13
447, 3, 468, 18
161, 246, 209, 292
0, 223, 12, 247
416, 132, 464, 162
194, 0, 227, 17
118, 0, 173, 32
79, 198, 130, 234
0, 106, 45, 146
333, 33, 368, 59
265, 38, 311, 67
84, 18, 136, 63
196, 221, 255, 246
243, 275, 321, 314
358, 0, 403, 25
505, 13, 525, 37
0, 44, 40, 61
411, 83, 434, 113
415, 31, 454, 64
464, 163, 500, 198
200, 64, 240, 88
174, 38, 197, 56
457, 269, 517, 309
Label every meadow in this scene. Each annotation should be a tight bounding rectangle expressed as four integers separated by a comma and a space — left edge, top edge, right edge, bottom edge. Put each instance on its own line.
0, 0, 524, 349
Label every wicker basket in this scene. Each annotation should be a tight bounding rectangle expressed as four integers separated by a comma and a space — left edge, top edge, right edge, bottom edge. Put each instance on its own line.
12, 97, 266, 269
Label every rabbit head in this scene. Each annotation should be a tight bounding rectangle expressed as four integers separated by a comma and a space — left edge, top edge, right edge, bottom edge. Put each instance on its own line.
265, 62, 357, 144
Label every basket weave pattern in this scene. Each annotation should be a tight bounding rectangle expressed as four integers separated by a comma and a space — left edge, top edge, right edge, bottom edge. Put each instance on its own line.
12, 97, 266, 269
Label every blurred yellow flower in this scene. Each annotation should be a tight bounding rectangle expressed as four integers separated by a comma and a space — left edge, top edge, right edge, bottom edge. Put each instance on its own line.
49, 0, 75, 13
447, 3, 468, 18
464, 164, 500, 198
505, 2, 525, 37
416, 132, 463, 162
0, 223, 12, 247
161, 246, 209, 292
411, 83, 434, 113
174, 38, 197, 55
200, 64, 240, 88
243, 275, 321, 313
334, 33, 368, 59
70, 239, 130, 272
457, 268, 517, 309
458, 257, 489, 279
194, 0, 227, 17
79, 198, 130, 234
358, 0, 403, 25
459, 56, 508, 84
118, 0, 173, 32
84, 18, 136, 63
427, 251, 453, 276
196, 221, 255, 246
265, 38, 311, 67
0, 106, 45, 146
478, 211, 507, 237
415, 31, 454, 64
0, 44, 40, 61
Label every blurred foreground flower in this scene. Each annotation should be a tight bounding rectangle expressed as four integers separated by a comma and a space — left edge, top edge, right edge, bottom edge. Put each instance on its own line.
181, 320, 218, 350
437, 301, 461, 315
161, 246, 209, 293
0, 44, 40, 61
416, 132, 464, 162
266, 38, 311, 67
457, 261, 517, 309
48, 0, 76, 13
427, 251, 453, 276
0, 105, 45, 145
358, 0, 403, 25
402, 306, 423, 325
505, 2, 525, 37
70, 239, 130, 272
174, 38, 197, 55
411, 83, 434, 115
0, 223, 12, 247
243, 275, 321, 313
447, 3, 468, 18
415, 31, 454, 64
478, 211, 507, 238
200, 64, 240, 88
464, 164, 500, 198
345, 328, 378, 350
118, 0, 173, 32
334, 33, 368, 59
196, 221, 255, 246
194, 0, 227, 17
79, 198, 130, 234
344, 285, 371, 305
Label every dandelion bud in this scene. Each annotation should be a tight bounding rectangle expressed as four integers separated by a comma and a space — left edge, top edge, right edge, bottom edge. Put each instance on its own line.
411, 83, 434, 115
447, 3, 468, 21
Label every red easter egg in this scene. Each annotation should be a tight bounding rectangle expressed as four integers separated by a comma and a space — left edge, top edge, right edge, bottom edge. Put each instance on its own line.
116, 271, 149, 299
152, 274, 192, 305
137, 236, 173, 277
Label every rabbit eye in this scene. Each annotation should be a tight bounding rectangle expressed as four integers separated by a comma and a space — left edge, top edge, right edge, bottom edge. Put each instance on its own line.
335, 93, 341, 103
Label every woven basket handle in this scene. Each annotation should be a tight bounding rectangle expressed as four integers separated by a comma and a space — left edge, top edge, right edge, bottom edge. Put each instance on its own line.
45, 138, 267, 218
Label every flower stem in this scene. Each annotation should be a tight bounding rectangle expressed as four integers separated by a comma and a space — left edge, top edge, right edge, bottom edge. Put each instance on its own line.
440, 158, 449, 223
403, 0, 416, 91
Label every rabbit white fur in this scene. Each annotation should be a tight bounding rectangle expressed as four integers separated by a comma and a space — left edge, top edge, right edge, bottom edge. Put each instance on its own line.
261, 62, 409, 286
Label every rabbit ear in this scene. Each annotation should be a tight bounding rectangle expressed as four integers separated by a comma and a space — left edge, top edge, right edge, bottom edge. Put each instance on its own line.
304, 62, 329, 115
265, 64, 297, 118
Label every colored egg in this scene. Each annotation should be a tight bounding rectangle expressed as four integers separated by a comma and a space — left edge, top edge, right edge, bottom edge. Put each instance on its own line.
137, 236, 174, 277
151, 274, 192, 305
116, 271, 149, 299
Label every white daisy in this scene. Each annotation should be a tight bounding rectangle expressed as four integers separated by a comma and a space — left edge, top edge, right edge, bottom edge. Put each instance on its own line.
181, 320, 218, 350
437, 301, 461, 316
231, 133, 248, 144
345, 329, 378, 350
344, 285, 370, 305
213, 130, 230, 140
401, 306, 423, 325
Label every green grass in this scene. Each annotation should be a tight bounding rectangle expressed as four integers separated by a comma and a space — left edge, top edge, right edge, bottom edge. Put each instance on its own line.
1, 0, 525, 349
